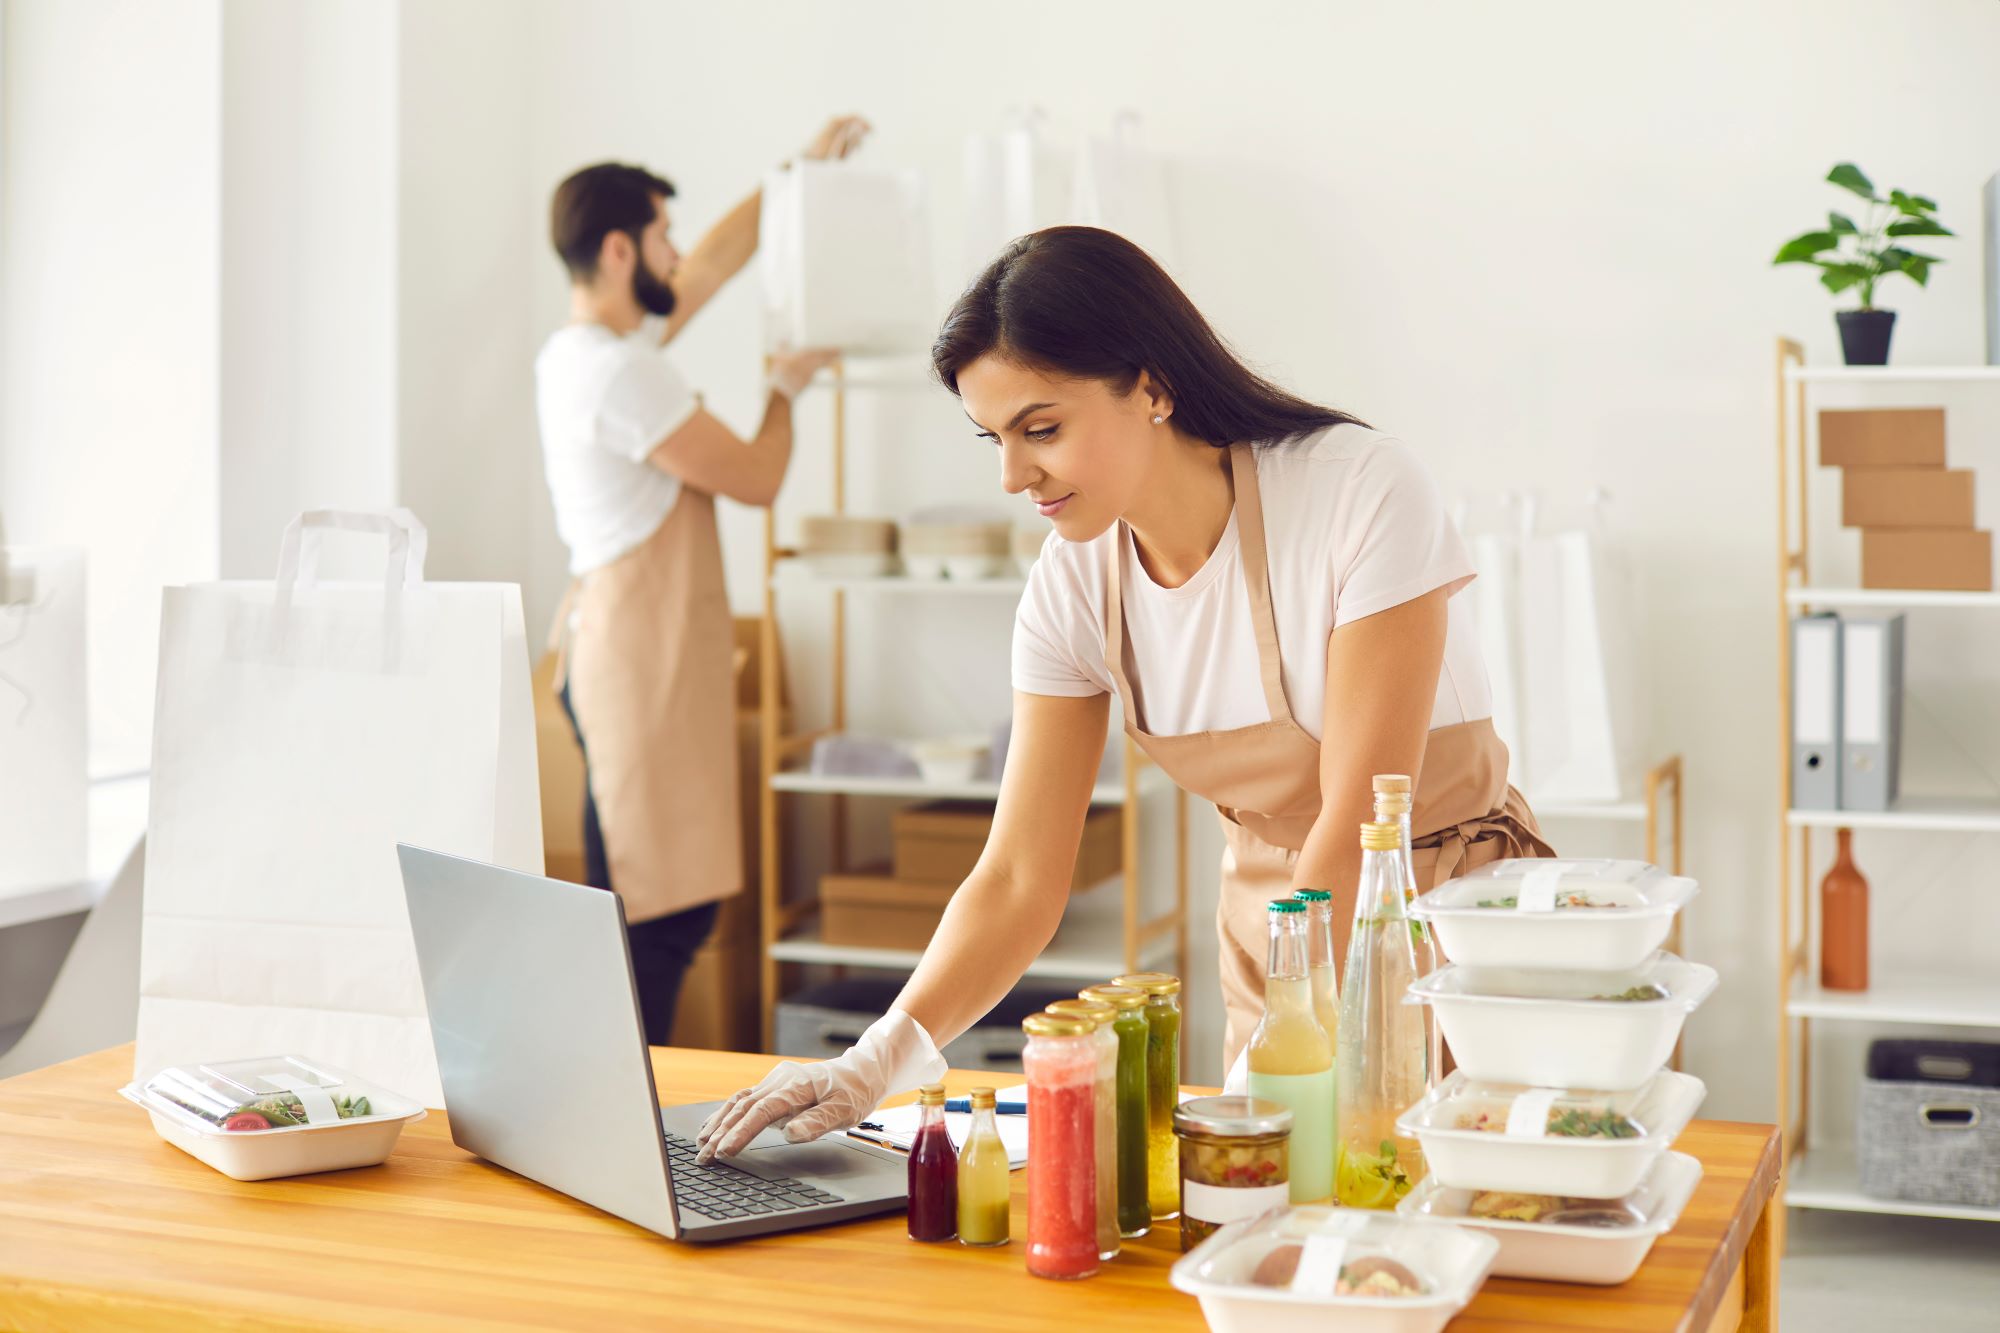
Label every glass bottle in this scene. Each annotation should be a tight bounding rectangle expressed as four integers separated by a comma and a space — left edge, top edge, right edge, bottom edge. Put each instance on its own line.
1021, 1013, 1098, 1279
1374, 772, 1443, 1085
1335, 821, 1429, 1210
907, 1083, 957, 1242
1112, 972, 1182, 1220
1821, 827, 1870, 991
957, 1086, 1010, 1247
1291, 887, 1341, 1075
1079, 983, 1152, 1238
1046, 1000, 1120, 1260
1246, 900, 1335, 1203
1174, 1095, 1292, 1251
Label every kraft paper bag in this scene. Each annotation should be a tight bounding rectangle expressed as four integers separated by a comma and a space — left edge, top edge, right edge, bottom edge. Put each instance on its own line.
136, 510, 542, 1107
0, 546, 87, 894
760, 159, 935, 354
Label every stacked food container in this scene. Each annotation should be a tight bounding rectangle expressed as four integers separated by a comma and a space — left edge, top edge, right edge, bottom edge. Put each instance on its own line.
1394, 858, 1712, 1284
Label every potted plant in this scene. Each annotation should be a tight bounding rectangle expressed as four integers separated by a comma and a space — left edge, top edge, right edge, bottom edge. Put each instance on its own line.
1772, 163, 1953, 365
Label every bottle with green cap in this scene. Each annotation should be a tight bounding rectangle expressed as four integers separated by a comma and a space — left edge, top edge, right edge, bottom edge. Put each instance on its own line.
1246, 899, 1335, 1202
1291, 888, 1341, 1058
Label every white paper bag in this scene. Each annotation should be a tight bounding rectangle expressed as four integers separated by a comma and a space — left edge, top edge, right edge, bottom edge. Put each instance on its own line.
1072, 112, 1177, 270
962, 108, 1072, 277
136, 510, 542, 1106
760, 160, 934, 354
0, 547, 87, 893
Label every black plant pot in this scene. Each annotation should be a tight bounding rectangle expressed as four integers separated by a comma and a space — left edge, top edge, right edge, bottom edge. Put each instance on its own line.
1837, 308, 1896, 366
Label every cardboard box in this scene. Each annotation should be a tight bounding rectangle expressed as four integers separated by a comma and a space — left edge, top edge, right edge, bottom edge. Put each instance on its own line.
821, 869, 956, 950
892, 801, 1123, 889
1861, 529, 1994, 591
1819, 409, 1946, 468
1842, 468, 1976, 529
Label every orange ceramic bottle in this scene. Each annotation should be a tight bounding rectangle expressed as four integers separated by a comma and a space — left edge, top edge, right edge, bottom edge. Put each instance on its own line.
1820, 828, 1869, 991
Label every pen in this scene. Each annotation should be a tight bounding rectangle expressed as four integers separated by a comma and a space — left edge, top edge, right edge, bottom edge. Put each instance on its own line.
944, 1099, 1027, 1115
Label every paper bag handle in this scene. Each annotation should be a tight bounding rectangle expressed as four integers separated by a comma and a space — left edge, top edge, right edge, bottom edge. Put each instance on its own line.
275, 509, 429, 596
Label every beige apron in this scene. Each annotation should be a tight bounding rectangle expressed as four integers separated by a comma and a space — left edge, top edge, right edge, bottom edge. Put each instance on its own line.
552, 486, 743, 924
1104, 444, 1553, 1067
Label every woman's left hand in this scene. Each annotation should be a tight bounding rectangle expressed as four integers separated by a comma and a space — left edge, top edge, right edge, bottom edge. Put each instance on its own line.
799, 114, 871, 163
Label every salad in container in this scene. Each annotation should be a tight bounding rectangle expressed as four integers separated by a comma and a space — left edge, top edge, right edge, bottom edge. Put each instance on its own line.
1411, 858, 1698, 972
119, 1055, 425, 1181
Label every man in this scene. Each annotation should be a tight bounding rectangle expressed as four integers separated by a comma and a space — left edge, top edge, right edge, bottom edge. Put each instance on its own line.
535, 116, 864, 1043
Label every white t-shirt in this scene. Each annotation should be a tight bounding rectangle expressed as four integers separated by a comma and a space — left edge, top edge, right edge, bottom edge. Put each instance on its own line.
1012, 425, 1488, 740
534, 314, 700, 575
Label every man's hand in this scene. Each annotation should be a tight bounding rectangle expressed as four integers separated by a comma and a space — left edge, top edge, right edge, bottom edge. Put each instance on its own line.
799, 115, 871, 164
769, 346, 840, 400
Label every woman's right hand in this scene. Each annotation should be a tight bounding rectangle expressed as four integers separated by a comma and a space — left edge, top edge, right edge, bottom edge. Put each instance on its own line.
695, 1008, 945, 1161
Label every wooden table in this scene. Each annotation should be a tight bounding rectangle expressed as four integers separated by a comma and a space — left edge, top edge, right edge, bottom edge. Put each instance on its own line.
0, 1046, 1778, 1332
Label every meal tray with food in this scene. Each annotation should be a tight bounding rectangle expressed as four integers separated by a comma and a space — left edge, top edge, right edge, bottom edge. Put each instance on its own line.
1410, 858, 1699, 972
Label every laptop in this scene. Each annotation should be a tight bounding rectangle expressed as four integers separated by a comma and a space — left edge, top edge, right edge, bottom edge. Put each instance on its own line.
396, 844, 909, 1241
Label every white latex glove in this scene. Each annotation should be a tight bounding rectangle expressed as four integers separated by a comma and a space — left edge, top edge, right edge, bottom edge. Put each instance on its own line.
768, 346, 840, 400
1222, 1047, 1249, 1095
695, 1008, 946, 1162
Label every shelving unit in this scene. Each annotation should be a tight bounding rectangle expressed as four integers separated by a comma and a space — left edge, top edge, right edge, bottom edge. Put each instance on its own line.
1772, 338, 2000, 1232
755, 360, 1190, 1050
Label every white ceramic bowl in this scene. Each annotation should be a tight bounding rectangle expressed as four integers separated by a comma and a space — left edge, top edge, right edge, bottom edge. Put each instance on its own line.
1396, 1070, 1706, 1199
902, 554, 948, 581
802, 552, 898, 580
943, 554, 1006, 581
908, 737, 989, 785
1411, 859, 1698, 972
1407, 953, 1717, 1091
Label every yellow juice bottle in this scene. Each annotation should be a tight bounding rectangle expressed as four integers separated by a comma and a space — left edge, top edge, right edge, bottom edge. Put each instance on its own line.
1335, 821, 1429, 1209
1245, 900, 1335, 1203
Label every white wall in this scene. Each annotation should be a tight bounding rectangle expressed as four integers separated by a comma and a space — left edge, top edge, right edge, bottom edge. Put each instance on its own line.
512, 0, 2000, 1104
0, 0, 221, 773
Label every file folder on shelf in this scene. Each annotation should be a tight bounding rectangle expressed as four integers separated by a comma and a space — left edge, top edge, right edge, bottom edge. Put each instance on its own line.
1840, 614, 1905, 813
1790, 613, 1842, 811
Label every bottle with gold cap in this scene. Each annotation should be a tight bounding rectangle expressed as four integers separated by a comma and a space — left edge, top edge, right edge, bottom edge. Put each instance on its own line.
1335, 820, 1429, 1209
1020, 1012, 1098, 1279
907, 1083, 957, 1242
957, 1086, 1010, 1247
1112, 972, 1181, 1220
1374, 772, 1442, 1085
1079, 983, 1151, 1238
1246, 900, 1334, 1202
1046, 999, 1120, 1260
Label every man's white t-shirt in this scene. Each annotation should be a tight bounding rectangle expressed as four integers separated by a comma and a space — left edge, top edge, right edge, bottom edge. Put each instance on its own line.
535, 314, 700, 575
1012, 425, 1489, 740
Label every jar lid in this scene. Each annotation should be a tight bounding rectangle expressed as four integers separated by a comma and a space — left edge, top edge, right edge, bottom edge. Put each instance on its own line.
1113, 972, 1181, 997
1173, 1095, 1294, 1138
1361, 821, 1400, 851
1022, 1013, 1090, 1038
917, 1083, 946, 1106
1046, 999, 1114, 1029
1079, 984, 1147, 1011
1293, 888, 1333, 903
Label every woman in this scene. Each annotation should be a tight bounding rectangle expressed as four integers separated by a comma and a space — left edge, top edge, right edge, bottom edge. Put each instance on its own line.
699, 226, 1550, 1160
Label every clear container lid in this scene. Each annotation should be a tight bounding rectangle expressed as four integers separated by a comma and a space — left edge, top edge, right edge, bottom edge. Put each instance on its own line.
1174, 1094, 1294, 1139
1397, 1150, 1703, 1237
1398, 1069, 1707, 1149
1407, 952, 1718, 1012
131, 1056, 405, 1134
1169, 1205, 1497, 1308
1413, 858, 1697, 918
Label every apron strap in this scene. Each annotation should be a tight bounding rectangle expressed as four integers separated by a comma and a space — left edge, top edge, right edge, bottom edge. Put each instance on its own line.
1226, 443, 1293, 726
1104, 522, 1140, 728
1418, 810, 1558, 887
547, 578, 582, 694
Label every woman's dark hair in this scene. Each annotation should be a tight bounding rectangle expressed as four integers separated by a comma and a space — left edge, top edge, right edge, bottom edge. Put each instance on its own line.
550, 162, 677, 280
931, 226, 1363, 445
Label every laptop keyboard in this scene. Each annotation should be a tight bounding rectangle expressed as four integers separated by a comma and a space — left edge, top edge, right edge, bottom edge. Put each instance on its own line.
663, 1132, 846, 1220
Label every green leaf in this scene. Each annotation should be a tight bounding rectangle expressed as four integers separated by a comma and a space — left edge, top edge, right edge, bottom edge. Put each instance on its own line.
1886, 217, 1954, 238
1820, 264, 1870, 294
1828, 211, 1858, 234
1827, 163, 1877, 200
1882, 247, 1943, 286
1774, 230, 1839, 264
1889, 189, 1939, 216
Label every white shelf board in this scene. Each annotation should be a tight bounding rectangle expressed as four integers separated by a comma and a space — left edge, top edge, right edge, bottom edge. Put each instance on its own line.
1787, 1145, 2000, 1223
1784, 364, 2000, 384
772, 766, 1161, 806
1784, 586, 2000, 610
1523, 796, 1648, 824
774, 570, 1026, 596
1787, 796, 2000, 834
769, 901, 1172, 979
1788, 975, 2000, 1028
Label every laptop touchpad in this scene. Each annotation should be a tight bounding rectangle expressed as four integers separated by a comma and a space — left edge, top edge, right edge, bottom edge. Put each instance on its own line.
744, 1141, 897, 1184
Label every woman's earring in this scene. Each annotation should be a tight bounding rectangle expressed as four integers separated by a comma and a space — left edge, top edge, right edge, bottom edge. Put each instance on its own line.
1152, 415, 1164, 425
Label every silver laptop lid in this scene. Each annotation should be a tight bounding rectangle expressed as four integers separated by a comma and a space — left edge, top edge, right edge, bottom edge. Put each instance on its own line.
396, 844, 679, 1239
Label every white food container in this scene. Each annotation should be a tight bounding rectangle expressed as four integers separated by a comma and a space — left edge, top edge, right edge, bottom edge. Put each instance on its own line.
1408, 952, 1716, 1090
1170, 1206, 1497, 1333
1397, 1070, 1705, 1199
1397, 1151, 1703, 1285
1411, 858, 1698, 972
120, 1055, 426, 1182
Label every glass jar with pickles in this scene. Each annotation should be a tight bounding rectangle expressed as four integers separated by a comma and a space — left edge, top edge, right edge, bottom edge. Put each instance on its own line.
1113, 971, 1181, 1220
1172, 1096, 1292, 1251
1079, 983, 1151, 1238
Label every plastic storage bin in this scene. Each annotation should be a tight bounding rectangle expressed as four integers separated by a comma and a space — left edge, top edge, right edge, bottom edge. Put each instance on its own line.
119, 1056, 425, 1181
1397, 1069, 1706, 1199
1407, 953, 1716, 1091
1169, 1205, 1497, 1333
775, 978, 1077, 1074
1398, 1150, 1703, 1284
1858, 1038, 2000, 1209
1411, 858, 1698, 972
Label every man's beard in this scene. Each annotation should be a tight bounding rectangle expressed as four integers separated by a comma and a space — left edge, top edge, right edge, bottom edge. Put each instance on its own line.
633, 257, 678, 318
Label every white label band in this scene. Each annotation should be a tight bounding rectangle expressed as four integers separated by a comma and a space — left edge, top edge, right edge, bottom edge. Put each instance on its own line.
1506, 1087, 1563, 1138
1517, 865, 1563, 912
1291, 1234, 1349, 1298
1182, 1179, 1289, 1226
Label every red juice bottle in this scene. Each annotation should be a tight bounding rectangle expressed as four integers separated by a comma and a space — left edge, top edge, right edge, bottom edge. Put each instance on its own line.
907, 1083, 957, 1242
1022, 1013, 1098, 1279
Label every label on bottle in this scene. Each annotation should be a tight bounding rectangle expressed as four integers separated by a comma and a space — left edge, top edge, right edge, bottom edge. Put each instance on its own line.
1182, 1179, 1290, 1225
1505, 1087, 1562, 1138
1517, 865, 1564, 912
1289, 1234, 1349, 1298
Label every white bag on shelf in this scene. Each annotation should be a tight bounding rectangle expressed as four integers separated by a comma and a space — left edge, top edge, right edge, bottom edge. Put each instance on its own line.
760, 160, 935, 354
961, 107, 1071, 277
0, 546, 87, 893
136, 510, 542, 1107
1072, 111, 1177, 270
1463, 514, 1526, 791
